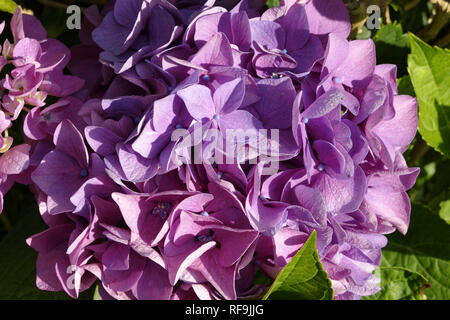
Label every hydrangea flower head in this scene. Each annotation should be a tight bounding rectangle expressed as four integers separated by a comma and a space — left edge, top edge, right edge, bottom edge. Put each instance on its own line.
0, 0, 420, 300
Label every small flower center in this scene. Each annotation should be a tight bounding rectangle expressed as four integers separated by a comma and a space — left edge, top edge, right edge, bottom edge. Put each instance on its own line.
151, 202, 172, 219
80, 169, 88, 177
195, 230, 221, 248
332, 76, 342, 84
270, 73, 284, 79
201, 74, 211, 82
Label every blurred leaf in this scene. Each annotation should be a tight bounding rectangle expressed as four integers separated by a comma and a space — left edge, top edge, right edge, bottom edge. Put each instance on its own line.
382, 203, 450, 299
0, 0, 16, 14
266, 0, 280, 8
408, 33, 450, 158
363, 266, 430, 300
41, 6, 68, 38
374, 23, 409, 76
0, 209, 94, 299
262, 231, 334, 300
397, 75, 415, 96
390, 0, 433, 34
0, 210, 71, 299
355, 25, 372, 40
439, 200, 450, 224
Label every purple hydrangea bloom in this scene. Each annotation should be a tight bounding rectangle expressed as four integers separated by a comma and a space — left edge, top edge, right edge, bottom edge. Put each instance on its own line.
0, 0, 420, 301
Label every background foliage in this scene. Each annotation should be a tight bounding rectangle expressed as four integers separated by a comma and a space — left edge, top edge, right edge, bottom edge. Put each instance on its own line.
0, 0, 448, 300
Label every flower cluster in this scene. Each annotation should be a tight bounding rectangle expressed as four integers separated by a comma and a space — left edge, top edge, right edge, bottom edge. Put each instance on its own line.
2, 0, 419, 300
0, 8, 84, 211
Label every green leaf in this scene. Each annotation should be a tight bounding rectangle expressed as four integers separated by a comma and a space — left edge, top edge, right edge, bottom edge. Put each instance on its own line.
41, 7, 68, 38
0, 210, 94, 299
262, 231, 334, 300
407, 33, 450, 158
0, 0, 17, 13
266, 0, 280, 8
93, 284, 101, 300
374, 23, 409, 76
381, 203, 450, 299
397, 75, 415, 96
355, 25, 372, 40
439, 200, 450, 224
363, 267, 430, 300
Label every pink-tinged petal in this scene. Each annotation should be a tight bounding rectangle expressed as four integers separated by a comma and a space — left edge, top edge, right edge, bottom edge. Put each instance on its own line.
251, 44, 298, 78
27, 224, 73, 253
313, 140, 346, 176
219, 110, 263, 131
39, 39, 71, 71
132, 259, 173, 300
35, 244, 67, 292
113, 0, 144, 27
304, 0, 350, 39
230, 11, 252, 50
102, 251, 146, 292
152, 95, 177, 132
195, 252, 238, 300
374, 64, 398, 94
193, 12, 229, 47
214, 227, 258, 267
13, 38, 42, 64
164, 241, 216, 285
254, 77, 296, 129
364, 173, 411, 234
40, 73, 85, 97
85, 126, 122, 156
0, 144, 30, 175
311, 165, 367, 215
53, 120, 88, 168
302, 88, 343, 119
321, 34, 348, 76
111, 193, 145, 235
335, 40, 376, 91
214, 78, 245, 115
245, 163, 289, 234
250, 20, 285, 50
11, 7, 47, 42
373, 95, 418, 153
273, 228, 309, 266
289, 35, 324, 74
278, 5, 309, 51
117, 144, 159, 182
190, 33, 234, 67
353, 75, 389, 124
172, 193, 214, 219
31, 150, 84, 215
102, 243, 130, 271
291, 184, 327, 226
177, 84, 215, 121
